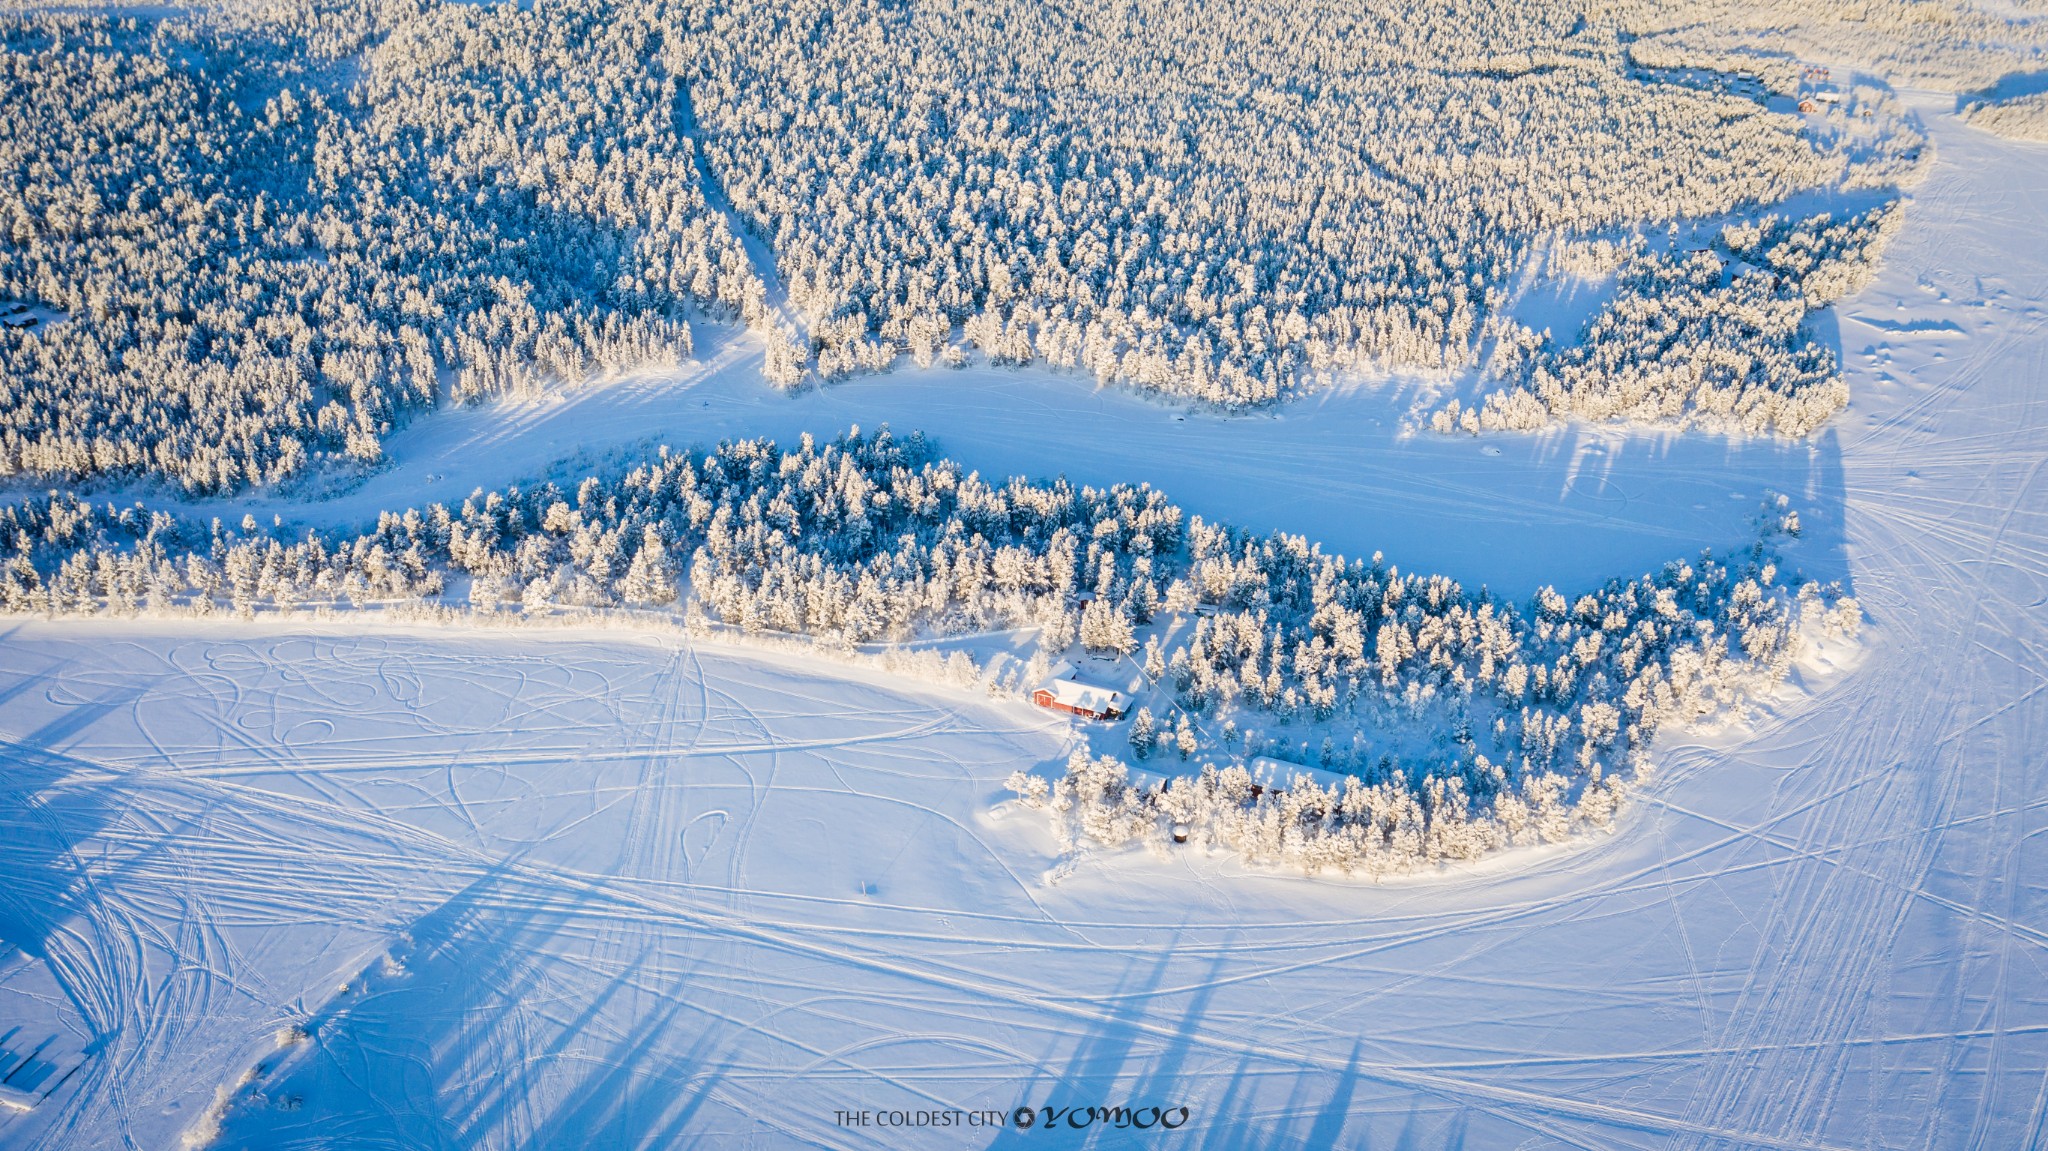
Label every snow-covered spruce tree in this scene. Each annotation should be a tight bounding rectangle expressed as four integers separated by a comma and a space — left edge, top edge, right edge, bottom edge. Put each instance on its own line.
1129, 707, 1157, 760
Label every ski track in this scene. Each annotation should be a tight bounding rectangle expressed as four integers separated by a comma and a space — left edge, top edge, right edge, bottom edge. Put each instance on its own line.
0, 103, 2045, 1149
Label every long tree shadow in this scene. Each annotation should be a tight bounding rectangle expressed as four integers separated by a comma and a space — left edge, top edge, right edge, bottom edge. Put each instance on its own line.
0, 684, 167, 1115
978, 943, 1186, 1151
215, 864, 751, 1150
972, 938, 1374, 1150
217, 866, 580, 1149
0, 686, 147, 968
1960, 68, 2048, 108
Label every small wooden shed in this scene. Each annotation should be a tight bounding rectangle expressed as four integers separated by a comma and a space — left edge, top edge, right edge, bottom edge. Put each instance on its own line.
1031, 678, 1129, 721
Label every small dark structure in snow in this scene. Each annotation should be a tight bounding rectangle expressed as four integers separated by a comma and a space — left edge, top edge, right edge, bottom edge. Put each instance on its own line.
1031, 678, 1128, 721
0, 1031, 85, 1112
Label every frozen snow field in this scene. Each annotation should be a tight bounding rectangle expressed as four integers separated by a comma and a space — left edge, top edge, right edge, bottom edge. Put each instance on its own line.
0, 101, 2046, 1151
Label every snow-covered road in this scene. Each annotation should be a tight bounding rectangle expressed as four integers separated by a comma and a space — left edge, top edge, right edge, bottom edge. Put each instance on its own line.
0, 104, 2044, 1150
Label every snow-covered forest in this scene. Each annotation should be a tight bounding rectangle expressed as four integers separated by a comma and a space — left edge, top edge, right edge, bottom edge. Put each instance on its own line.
0, 5, 761, 493
1456, 204, 1904, 436
9, 0, 2048, 1139
1962, 90, 2048, 140
0, 428, 1856, 875
1605, 0, 2048, 90
685, 0, 1847, 396
0, 0, 1982, 496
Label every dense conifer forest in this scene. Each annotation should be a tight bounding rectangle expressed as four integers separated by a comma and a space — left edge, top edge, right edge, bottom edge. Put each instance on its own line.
0, 0, 1993, 492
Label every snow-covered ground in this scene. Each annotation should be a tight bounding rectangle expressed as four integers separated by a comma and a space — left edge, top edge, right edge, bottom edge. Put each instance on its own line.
1, 99, 2045, 1149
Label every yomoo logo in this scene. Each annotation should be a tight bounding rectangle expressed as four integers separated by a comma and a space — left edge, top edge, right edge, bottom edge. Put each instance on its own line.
1011, 1104, 1191, 1131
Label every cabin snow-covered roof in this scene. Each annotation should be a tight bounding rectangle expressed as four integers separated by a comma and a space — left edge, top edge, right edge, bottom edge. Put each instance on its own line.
1040, 678, 1127, 713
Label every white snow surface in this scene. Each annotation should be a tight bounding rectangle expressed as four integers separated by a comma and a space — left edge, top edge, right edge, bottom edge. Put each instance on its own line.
0, 102, 2045, 1149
